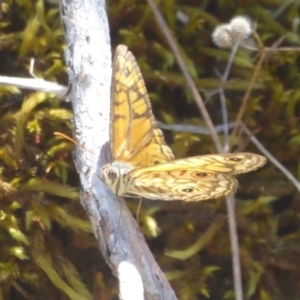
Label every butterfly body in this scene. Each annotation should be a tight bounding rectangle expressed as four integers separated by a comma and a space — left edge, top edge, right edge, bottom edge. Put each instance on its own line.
101, 161, 133, 196
100, 45, 266, 202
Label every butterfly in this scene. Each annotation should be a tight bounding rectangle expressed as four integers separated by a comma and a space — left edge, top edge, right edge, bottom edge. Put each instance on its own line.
100, 45, 266, 201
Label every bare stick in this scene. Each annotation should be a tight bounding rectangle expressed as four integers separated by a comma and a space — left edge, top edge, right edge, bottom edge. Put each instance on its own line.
242, 124, 300, 193
146, 0, 223, 153
146, 2, 244, 299
241, 45, 300, 53
230, 32, 266, 147
226, 194, 243, 300
0, 75, 67, 97
157, 121, 235, 134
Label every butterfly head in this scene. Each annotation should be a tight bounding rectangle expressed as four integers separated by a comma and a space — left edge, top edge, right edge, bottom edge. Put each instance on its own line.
100, 162, 133, 195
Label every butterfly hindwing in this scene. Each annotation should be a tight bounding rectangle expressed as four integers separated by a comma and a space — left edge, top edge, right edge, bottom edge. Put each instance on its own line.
125, 153, 266, 201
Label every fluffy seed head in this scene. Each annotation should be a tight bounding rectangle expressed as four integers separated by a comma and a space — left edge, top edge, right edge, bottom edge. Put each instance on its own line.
212, 24, 233, 48
229, 16, 253, 41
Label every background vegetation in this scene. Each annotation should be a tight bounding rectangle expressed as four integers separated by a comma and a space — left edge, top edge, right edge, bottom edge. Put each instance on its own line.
0, 0, 299, 299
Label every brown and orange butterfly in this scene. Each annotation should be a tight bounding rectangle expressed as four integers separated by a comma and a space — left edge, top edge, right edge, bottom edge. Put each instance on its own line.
100, 45, 266, 201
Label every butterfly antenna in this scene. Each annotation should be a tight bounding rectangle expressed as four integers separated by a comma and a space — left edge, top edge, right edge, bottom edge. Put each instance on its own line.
54, 132, 95, 155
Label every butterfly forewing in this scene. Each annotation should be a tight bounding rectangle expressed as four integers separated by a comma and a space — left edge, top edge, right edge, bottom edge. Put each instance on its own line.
128, 153, 266, 175
110, 45, 154, 162
110, 45, 174, 167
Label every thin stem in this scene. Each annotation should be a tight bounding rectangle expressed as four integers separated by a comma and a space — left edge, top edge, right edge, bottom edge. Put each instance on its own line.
223, 41, 240, 82
242, 124, 300, 193
146, 0, 223, 153
216, 41, 240, 152
219, 89, 229, 152
217, 41, 244, 300
157, 121, 236, 135
230, 46, 266, 149
226, 195, 244, 300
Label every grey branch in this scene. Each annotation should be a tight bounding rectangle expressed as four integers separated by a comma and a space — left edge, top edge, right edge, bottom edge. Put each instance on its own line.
59, 0, 177, 299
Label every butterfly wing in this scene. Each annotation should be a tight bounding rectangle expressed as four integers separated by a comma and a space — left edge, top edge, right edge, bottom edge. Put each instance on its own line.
125, 153, 266, 201
110, 45, 174, 167
108, 45, 266, 202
